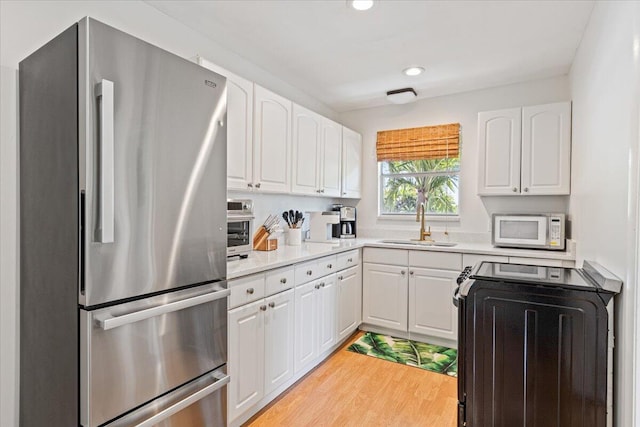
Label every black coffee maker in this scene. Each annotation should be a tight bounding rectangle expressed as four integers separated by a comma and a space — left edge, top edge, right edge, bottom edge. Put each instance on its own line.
331, 204, 356, 239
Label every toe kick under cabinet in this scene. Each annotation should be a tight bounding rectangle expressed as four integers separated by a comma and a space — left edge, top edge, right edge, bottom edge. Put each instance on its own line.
362, 248, 461, 345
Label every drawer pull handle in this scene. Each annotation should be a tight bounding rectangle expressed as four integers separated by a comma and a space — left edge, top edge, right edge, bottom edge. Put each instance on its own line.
260, 305, 267, 311
255, 183, 261, 189
401, 270, 406, 275
327, 264, 332, 269
246, 288, 254, 294
321, 282, 325, 288
280, 278, 287, 284
315, 284, 321, 289
307, 270, 313, 275
347, 258, 353, 262
268, 302, 275, 308
410, 271, 414, 275
338, 275, 343, 280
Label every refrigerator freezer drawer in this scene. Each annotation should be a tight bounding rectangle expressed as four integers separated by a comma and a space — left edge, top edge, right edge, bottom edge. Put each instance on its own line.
80, 283, 228, 427
108, 367, 229, 427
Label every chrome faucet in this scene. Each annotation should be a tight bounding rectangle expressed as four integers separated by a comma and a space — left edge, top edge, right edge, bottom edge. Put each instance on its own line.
416, 203, 433, 242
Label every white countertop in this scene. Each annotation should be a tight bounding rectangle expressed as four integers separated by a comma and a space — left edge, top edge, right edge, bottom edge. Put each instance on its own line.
227, 238, 576, 280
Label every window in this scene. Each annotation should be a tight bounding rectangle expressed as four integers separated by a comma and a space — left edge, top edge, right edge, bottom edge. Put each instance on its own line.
377, 123, 460, 217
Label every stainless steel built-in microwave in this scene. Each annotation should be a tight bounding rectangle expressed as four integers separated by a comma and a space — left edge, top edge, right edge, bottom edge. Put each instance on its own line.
492, 213, 566, 250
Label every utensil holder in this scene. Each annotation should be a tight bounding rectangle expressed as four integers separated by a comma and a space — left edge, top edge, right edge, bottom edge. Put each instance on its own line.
287, 228, 302, 246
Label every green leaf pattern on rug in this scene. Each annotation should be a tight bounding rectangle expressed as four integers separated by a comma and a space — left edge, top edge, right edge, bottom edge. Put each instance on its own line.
347, 332, 457, 377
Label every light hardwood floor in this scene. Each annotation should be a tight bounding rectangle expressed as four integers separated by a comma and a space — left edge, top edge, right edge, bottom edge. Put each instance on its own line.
245, 332, 458, 427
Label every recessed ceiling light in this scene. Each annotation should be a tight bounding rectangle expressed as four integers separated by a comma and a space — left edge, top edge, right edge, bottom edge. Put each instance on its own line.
403, 66, 425, 77
349, 0, 374, 11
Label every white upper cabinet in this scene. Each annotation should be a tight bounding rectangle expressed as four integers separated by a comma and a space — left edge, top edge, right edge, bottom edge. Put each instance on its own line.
291, 104, 322, 195
291, 108, 343, 197
341, 126, 362, 198
254, 85, 292, 193
196, 58, 254, 191
521, 102, 572, 195
477, 102, 571, 196
477, 108, 522, 195
320, 118, 343, 197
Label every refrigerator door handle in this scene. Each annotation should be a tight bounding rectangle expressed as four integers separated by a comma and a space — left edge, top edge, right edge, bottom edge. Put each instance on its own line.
96, 288, 230, 330
95, 79, 115, 243
133, 374, 230, 427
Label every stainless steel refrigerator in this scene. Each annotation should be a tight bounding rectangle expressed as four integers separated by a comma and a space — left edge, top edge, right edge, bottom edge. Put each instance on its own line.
19, 17, 229, 426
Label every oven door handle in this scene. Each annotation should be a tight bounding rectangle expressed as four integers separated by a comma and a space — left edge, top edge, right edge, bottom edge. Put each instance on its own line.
96, 288, 230, 330
133, 374, 230, 427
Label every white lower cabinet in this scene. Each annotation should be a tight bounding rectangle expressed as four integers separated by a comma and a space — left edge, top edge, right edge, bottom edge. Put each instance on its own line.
294, 280, 318, 373
294, 274, 337, 373
408, 268, 458, 341
336, 265, 361, 341
228, 287, 294, 423
362, 263, 408, 332
264, 290, 295, 395
228, 299, 265, 422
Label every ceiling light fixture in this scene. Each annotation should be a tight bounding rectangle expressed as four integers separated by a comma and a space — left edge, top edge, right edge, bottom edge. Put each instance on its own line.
386, 88, 417, 104
403, 66, 425, 76
349, 0, 374, 11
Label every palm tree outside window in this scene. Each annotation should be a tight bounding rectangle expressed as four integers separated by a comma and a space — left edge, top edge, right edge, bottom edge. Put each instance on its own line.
377, 123, 460, 217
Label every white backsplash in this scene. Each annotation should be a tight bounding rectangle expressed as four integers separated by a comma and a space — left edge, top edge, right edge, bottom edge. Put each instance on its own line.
228, 190, 354, 235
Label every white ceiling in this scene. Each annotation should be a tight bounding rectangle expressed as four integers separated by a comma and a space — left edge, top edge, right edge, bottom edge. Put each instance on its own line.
146, 0, 594, 112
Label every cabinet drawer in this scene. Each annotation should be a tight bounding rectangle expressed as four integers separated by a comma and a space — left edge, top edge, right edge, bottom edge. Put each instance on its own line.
409, 251, 462, 271
509, 257, 563, 267
363, 248, 408, 265
265, 266, 294, 296
336, 249, 360, 271
295, 259, 320, 286
318, 255, 338, 277
462, 254, 509, 268
229, 274, 265, 309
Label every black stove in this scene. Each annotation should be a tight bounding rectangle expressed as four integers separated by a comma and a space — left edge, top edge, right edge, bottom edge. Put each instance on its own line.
454, 260, 622, 427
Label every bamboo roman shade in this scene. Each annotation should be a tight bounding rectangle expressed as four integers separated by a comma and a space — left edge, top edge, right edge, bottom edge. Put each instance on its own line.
376, 123, 460, 161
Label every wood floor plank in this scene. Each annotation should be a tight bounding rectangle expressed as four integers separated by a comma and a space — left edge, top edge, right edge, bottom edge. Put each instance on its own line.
245, 332, 458, 427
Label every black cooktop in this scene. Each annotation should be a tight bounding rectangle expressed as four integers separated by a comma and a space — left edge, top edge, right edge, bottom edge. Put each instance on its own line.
471, 261, 598, 291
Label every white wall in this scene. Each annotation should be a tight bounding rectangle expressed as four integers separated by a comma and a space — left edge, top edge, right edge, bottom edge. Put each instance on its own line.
0, 2, 338, 426
0, 66, 19, 427
339, 76, 571, 240
568, 2, 640, 426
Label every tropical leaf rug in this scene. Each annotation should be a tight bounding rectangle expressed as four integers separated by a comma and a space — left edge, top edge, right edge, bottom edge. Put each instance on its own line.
347, 332, 457, 377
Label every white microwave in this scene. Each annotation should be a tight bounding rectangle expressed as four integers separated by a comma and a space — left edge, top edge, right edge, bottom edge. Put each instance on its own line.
492, 213, 566, 250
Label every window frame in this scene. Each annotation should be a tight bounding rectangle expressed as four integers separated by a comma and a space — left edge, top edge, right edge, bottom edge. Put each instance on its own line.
377, 161, 461, 221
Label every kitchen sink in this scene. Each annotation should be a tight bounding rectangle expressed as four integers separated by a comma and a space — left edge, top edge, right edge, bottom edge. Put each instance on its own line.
378, 239, 457, 247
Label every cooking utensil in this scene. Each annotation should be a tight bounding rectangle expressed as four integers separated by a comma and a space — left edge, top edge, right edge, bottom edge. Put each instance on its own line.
282, 211, 290, 227
289, 210, 295, 226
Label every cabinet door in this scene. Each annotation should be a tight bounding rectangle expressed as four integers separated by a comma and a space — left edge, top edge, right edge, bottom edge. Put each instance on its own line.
320, 118, 342, 197
337, 265, 361, 341
226, 76, 254, 191
253, 85, 292, 193
197, 58, 254, 191
294, 281, 317, 373
521, 102, 571, 195
341, 127, 362, 198
228, 300, 265, 422
264, 289, 294, 396
362, 263, 408, 332
408, 267, 458, 342
291, 104, 321, 195
477, 108, 522, 195
317, 274, 337, 354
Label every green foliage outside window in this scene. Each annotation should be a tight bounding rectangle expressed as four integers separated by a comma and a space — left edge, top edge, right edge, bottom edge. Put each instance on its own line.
380, 158, 459, 215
